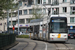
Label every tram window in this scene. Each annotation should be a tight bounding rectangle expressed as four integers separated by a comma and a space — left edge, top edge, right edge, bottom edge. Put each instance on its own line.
29, 26, 33, 33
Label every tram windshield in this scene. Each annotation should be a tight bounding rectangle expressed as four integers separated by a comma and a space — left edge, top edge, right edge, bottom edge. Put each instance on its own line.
50, 18, 67, 33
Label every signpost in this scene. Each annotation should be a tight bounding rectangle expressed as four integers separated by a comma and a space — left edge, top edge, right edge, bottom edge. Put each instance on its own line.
70, 26, 73, 29
12, 25, 15, 34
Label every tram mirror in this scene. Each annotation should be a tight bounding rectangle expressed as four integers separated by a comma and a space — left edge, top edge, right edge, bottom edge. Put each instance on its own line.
41, 25, 42, 26
44, 24, 45, 26
30, 26, 31, 28
30, 26, 32, 29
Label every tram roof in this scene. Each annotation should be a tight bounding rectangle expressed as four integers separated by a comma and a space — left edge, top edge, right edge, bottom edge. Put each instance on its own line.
50, 15, 67, 17
30, 19, 43, 23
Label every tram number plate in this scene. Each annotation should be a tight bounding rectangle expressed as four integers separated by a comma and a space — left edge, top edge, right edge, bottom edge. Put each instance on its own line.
71, 36, 73, 38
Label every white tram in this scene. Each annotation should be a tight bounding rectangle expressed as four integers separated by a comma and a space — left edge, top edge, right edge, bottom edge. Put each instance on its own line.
30, 15, 68, 42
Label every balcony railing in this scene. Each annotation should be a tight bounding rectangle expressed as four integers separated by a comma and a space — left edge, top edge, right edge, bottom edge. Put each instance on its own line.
52, 12, 59, 15
70, 0, 75, 4
70, 12, 75, 15
52, 1, 59, 5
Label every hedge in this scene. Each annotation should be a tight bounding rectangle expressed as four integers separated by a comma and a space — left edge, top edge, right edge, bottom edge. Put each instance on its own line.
0, 34, 16, 48
16, 35, 29, 38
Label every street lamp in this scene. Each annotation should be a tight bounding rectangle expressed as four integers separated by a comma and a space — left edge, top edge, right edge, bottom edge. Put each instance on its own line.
7, 9, 9, 33
18, 1, 20, 35
18, 4, 19, 35
41, 4, 53, 37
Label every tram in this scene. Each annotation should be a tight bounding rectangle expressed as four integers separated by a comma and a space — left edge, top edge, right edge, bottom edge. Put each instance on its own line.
30, 15, 68, 42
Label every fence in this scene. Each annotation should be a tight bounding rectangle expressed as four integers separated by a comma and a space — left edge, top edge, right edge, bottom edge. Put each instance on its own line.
0, 34, 16, 48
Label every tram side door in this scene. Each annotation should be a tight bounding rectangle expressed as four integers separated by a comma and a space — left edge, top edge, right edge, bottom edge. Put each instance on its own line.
34, 25, 39, 39
42, 24, 47, 40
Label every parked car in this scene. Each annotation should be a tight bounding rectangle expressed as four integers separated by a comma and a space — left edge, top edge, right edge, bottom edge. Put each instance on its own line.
68, 33, 75, 39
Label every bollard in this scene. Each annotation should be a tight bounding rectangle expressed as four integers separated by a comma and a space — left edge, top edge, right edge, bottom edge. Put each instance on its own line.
30, 33, 31, 38
40, 34, 41, 39
13, 30, 14, 34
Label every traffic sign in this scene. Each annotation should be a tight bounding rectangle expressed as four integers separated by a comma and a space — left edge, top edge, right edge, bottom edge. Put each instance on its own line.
54, 8, 56, 11
12, 25, 15, 30
70, 26, 73, 29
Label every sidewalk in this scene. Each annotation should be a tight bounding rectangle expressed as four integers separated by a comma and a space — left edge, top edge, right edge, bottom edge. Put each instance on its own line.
0, 41, 19, 50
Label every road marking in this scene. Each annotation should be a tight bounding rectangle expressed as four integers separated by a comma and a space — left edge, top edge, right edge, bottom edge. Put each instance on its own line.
45, 43, 47, 50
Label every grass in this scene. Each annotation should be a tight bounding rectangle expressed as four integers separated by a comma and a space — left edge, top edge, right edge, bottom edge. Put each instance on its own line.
16, 35, 29, 38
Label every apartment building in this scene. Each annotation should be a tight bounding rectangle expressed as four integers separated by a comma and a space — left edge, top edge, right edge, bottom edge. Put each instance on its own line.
0, 0, 75, 33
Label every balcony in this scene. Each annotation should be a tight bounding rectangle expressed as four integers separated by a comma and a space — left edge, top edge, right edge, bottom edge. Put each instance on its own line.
52, 12, 59, 15
52, 0, 59, 6
70, 0, 75, 4
70, 12, 75, 15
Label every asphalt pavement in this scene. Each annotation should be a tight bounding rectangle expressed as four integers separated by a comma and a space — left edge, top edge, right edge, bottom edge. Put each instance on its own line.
9, 38, 75, 50
67, 39, 75, 45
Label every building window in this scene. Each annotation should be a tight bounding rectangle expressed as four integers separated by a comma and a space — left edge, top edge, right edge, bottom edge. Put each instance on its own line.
70, 7, 75, 15
37, 9, 42, 14
63, 7, 67, 12
19, 19, 25, 24
43, 8, 46, 14
19, 10, 22, 15
19, 1, 22, 6
52, 0, 59, 5
9, 13, 11, 17
0, 23, 2, 25
70, 0, 75, 4
63, 0, 67, 3
23, 0, 27, 2
9, 21, 16, 25
28, 0, 33, 5
48, 0, 51, 4
52, 8, 59, 15
9, 21, 11, 25
12, 13, 17, 17
24, 10, 27, 14
43, 0, 46, 4
36, 0, 42, 4
29, 9, 32, 14
9, 13, 17, 17
26, 19, 30, 23
12, 21, 16, 25
0, 18, 2, 20
70, 17, 75, 23
48, 8, 51, 15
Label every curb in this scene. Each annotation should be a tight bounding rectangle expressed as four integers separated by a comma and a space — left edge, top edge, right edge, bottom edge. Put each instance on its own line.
0, 41, 19, 50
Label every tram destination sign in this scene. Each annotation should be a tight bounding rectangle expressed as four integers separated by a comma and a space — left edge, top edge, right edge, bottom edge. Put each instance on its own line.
52, 20, 65, 22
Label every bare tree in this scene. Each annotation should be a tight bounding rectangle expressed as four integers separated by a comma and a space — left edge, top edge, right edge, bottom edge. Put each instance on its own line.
31, 5, 45, 20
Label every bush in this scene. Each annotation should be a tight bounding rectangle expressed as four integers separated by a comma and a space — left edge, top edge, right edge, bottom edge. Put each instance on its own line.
16, 35, 29, 38
0, 33, 9, 35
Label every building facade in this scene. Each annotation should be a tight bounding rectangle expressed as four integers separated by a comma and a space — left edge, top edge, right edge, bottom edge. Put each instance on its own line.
0, 0, 75, 33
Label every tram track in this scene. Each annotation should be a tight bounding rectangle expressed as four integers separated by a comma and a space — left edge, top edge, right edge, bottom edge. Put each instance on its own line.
10, 40, 37, 50
10, 38, 75, 50
22, 41, 29, 50
54, 43, 71, 50
22, 41, 37, 50
33, 42, 37, 50
54, 43, 59, 50
63, 44, 71, 50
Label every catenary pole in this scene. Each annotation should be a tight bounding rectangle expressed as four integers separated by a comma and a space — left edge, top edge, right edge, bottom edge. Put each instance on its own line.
7, 9, 9, 33
18, 2, 19, 35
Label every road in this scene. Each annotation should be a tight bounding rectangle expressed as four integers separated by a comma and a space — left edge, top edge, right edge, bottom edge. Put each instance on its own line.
10, 38, 75, 50
67, 39, 75, 45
